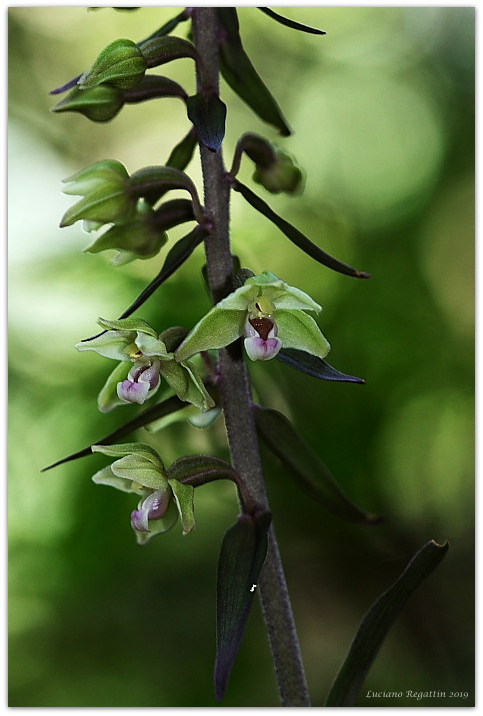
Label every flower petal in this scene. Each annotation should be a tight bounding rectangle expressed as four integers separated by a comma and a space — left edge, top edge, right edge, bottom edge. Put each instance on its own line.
175, 308, 246, 362
244, 335, 282, 361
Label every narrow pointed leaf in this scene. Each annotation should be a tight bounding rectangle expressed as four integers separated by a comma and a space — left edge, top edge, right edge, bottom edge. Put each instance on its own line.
258, 8, 326, 35
166, 128, 198, 171
254, 406, 381, 524
233, 180, 371, 279
325, 539, 449, 706
186, 93, 227, 151
139, 10, 189, 42
217, 8, 291, 136
277, 348, 365, 383
81, 226, 207, 342
41, 395, 187, 472
215, 510, 272, 701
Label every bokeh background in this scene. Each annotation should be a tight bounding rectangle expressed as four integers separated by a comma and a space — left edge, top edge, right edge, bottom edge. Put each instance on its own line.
8, 6, 474, 707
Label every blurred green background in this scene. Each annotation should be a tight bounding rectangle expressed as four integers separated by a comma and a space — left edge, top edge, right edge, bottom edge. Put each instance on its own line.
8, 6, 474, 708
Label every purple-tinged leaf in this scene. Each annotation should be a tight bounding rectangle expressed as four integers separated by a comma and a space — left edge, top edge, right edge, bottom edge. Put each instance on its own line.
41, 395, 188, 472
81, 225, 208, 343
325, 540, 449, 706
258, 8, 326, 35
215, 510, 272, 701
187, 93, 227, 152
277, 348, 365, 383
254, 406, 381, 524
217, 8, 291, 136
233, 180, 371, 279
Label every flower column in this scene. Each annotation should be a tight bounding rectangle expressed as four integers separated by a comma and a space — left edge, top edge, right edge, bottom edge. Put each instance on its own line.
190, 8, 311, 707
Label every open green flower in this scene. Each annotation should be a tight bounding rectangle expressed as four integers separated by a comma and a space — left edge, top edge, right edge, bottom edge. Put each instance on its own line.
76, 317, 214, 413
175, 271, 330, 363
91, 443, 195, 545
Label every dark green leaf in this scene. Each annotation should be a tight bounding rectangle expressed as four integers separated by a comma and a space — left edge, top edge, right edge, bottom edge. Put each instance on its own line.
258, 8, 326, 35
277, 348, 365, 383
215, 510, 272, 701
254, 406, 381, 524
41, 395, 188, 472
138, 10, 189, 42
166, 128, 199, 171
186, 93, 227, 152
325, 539, 449, 706
217, 8, 291, 136
233, 180, 371, 279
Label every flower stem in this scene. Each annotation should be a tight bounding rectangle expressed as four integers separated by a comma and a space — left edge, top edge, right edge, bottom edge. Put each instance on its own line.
191, 7, 311, 707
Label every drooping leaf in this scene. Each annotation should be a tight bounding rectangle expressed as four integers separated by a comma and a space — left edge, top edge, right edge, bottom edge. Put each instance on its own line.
325, 539, 450, 706
254, 406, 381, 524
41, 395, 188, 472
217, 8, 291, 136
186, 93, 227, 151
276, 348, 365, 383
258, 7, 326, 35
233, 180, 371, 279
215, 510, 272, 701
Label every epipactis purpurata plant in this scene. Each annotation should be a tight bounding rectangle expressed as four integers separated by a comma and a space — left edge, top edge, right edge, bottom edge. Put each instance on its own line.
44, 7, 448, 707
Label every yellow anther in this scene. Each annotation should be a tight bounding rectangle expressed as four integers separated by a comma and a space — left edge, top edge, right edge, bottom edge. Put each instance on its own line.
250, 296, 275, 317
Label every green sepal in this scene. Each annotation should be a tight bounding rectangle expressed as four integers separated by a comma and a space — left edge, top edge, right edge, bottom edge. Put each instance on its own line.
91, 464, 145, 495
159, 359, 215, 412
97, 361, 131, 413
254, 406, 381, 525
79, 38, 147, 91
51, 83, 124, 122
92, 442, 167, 491
325, 540, 449, 706
186, 93, 227, 151
175, 308, 246, 362
217, 8, 291, 136
275, 310, 330, 359
97, 316, 159, 337
168, 479, 196, 535
244, 271, 321, 311
214, 510, 272, 701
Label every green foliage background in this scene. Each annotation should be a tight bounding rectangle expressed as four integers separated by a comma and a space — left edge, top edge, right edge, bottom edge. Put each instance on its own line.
8, 7, 474, 707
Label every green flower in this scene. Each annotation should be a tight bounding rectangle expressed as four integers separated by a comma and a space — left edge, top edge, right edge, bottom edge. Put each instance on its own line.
76, 317, 214, 413
91, 443, 195, 545
175, 271, 330, 363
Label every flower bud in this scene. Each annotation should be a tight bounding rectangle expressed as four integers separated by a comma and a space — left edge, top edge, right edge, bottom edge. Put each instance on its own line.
51, 84, 125, 122
78, 38, 147, 91
85, 199, 168, 264
252, 144, 303, 195
60, 159, 134, 228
